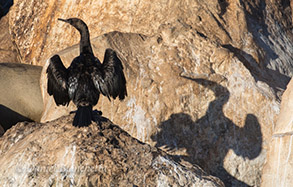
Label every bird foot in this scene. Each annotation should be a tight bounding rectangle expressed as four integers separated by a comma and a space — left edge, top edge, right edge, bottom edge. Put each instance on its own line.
92, 110, 107, 126
93, 109, 102, 116
70, 109, 102, 115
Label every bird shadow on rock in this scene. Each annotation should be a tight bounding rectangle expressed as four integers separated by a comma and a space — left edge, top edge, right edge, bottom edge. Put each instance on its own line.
151, 78, 263, 187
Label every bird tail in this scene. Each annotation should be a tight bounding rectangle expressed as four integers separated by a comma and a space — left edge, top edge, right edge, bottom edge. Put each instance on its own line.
73, 106, 93, 127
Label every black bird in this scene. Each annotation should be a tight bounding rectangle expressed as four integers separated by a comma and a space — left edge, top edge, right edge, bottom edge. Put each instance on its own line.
46, 18, 127, 127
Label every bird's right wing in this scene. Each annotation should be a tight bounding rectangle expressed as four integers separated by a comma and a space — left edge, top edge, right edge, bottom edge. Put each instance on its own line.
46, 54, 70, 106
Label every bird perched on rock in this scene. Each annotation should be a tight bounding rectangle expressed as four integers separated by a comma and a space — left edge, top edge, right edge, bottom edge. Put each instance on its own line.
46, 18, 127, 127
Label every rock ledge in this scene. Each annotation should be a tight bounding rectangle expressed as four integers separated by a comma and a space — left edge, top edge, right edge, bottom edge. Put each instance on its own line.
0, 115, 223, 186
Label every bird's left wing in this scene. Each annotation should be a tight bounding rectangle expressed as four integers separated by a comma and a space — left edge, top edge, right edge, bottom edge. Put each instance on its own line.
92, 48, 127, 101
46, 54, 70, 106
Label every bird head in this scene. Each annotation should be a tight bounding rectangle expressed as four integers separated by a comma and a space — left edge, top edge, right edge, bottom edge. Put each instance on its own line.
58, 18, 88, 34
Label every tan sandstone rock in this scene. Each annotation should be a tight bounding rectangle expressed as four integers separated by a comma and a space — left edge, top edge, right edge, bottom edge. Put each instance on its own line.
0, 115, 224, 186
6, 0, 293, 186
0, 63, 43, 132
0, 14, 19, 63
8, 0, 293, 80
261, 78, 293, 186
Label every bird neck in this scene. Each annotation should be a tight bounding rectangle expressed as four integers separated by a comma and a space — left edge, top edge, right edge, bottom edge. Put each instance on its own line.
79, 29, 93, 54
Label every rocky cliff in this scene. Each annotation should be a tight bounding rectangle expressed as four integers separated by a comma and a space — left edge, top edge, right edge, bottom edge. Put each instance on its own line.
1, 0, 293, 186
0, 116, 223, 186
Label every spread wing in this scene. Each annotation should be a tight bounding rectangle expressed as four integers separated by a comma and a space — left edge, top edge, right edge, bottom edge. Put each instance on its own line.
46, 54, 70, 106
92, 48, 127, 100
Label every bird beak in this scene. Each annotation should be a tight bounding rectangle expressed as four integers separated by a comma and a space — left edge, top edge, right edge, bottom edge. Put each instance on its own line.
58, 18, 68, 23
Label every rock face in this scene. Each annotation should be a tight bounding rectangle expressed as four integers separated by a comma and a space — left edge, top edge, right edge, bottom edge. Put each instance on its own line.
0, 14, 19, 63
8, 0, 293, 80
5, 0, 293, 186
0, 116, 223, 186
261, 79, 293, 186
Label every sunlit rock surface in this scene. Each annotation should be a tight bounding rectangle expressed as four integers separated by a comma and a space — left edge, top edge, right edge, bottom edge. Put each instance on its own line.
0, 116, 223, 186
0, 14, 19, 63
4, 0, 293, 186
261, 79, 293, 186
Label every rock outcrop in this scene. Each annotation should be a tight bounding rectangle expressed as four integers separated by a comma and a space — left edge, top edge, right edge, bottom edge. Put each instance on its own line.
3, 0, 293, 186
0, 115, 223, 186
261, 78, 293, 186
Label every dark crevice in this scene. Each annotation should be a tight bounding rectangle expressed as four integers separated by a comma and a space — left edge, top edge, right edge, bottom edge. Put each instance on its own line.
138, 34, 146, 41
157, 36, 163, 44
110, 137, 120, 148
196, 31, 207, 39
218, 0, 229, 17
208, 11, 232, 41
198, 16, 202, 22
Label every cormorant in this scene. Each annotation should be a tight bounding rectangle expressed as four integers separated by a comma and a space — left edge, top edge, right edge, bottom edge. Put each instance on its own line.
46, 18, 127, 127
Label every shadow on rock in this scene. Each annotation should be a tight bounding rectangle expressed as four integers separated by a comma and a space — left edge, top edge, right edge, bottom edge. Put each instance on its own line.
0, 0, 13, 19
222, 44, 290, 99
239, 1, 279, 63
0, 104, 33, 134
229, 1, 291, 99
151, 78, 263, 187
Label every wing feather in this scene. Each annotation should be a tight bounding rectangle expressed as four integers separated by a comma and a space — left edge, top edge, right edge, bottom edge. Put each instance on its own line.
46, 55, 70, 106
92, 48, 127, 100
